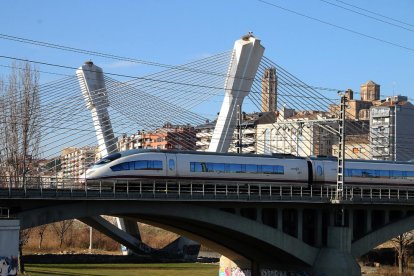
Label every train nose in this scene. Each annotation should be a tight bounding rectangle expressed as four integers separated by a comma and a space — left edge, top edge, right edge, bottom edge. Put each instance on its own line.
85, 168, 97, 180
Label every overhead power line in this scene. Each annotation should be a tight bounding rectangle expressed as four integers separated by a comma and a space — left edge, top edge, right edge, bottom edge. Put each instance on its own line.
258, 0, 414, 53
334, 0, 414, 28
319, 0, 414, 33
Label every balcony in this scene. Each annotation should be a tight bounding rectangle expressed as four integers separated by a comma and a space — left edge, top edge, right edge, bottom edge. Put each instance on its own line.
196, 141, 210, 146
243, 129, 256, 135
196, 132, 212, 138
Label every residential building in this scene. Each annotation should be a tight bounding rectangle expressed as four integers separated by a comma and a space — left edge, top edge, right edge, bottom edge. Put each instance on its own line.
370, 95, 414, 161
228, 112, 278, 154
118, 132, 143, 151
195, 120, 216, 151
256, 107, 338, 156
332, 135, 371, 160
117, 123, 196, 151
61, 146, 96, 182
195, 112, 277, 153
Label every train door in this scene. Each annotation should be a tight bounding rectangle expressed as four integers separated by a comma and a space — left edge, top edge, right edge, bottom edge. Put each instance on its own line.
166, 153, 177, 177
323, 160, 338, 184
313, 160, 325, 184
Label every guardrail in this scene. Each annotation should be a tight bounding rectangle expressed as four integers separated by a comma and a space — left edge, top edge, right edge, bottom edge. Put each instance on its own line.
1, 178, 414, 203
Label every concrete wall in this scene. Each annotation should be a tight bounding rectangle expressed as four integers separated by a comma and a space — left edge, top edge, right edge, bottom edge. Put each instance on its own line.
0, 220, 19, 276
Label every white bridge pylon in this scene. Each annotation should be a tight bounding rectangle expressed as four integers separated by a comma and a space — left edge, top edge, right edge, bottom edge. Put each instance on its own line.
76, 61, 141, 255
208, 33, 265, 153
76, 61, 117, 157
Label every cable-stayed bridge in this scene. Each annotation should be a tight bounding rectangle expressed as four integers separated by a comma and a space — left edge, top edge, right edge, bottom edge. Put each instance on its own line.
1, 34, 414, 276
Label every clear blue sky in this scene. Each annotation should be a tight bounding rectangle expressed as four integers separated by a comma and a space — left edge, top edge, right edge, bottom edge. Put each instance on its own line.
1, 0, 414, 107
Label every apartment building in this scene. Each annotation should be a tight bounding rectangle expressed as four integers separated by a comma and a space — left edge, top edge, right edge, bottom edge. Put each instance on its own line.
370, 95, 414, 161
117, 123, 196, 151
61, 146, 96, 182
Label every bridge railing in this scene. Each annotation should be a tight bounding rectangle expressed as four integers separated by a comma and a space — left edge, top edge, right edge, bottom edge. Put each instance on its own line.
1, 177, 414, 203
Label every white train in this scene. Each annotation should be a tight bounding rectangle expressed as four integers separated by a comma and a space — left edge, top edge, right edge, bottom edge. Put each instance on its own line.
86, 149, 414, 188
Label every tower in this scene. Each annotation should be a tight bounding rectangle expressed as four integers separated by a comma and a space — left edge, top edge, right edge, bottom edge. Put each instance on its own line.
360, 80, 380, 101
261, 67, 277, 112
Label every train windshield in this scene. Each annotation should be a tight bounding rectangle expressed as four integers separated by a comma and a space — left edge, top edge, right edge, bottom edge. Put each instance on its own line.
95, 153, 122, 165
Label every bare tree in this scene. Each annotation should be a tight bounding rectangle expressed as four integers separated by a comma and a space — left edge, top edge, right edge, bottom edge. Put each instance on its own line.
52, 220, 74, 248
391, 232, 414, 274
0, 61, 40, 188
37, 224, 48, 249
19, 228, 32, 274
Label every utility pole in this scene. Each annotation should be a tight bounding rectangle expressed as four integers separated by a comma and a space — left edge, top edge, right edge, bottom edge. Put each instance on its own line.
336, 93, 346, 202
333, 92, 347, 227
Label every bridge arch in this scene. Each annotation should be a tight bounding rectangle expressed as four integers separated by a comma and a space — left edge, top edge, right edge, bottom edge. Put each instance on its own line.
352, 215, 414, 257
17, 200, 318, 268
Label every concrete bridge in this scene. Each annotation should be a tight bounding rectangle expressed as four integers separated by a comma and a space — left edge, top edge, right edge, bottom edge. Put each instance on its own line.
2, 184, 414, 275
1, 33, 413, 276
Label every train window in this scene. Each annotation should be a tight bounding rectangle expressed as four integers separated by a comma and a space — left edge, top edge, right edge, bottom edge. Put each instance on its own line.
169, 159, 175, 171
150, 160, 163, 170
274, 166, 284, 174
132, 160, 163, 170
317, 166, 323, 176
111, 164, 123, 171
206, 163, 225, 172
134, 161, 148, 170
262, 165, 284, 174
228, 164, 243, 173
110, 160, 162, 171
406, 171, 414, 180
351, 169, 362, 177
391, 170, 405, 178
190, 162, 206, 172
110, 162, 130, 171
189, 162, 284, 175
246, 164, 258, 173
361, 170, 374, 178
95, 153, 122, 165
262, 165, 273, 174
378, 170, 390, 178
121, 162, 130, 170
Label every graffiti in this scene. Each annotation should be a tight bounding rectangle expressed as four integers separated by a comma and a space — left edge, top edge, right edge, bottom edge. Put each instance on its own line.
219, 266, 251, 276
219, 266, 309, 276
260, 270, 309, 276
0, 256, 17, 276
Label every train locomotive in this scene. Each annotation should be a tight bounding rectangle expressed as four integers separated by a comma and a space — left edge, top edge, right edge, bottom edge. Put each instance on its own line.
86, 149, 414, 188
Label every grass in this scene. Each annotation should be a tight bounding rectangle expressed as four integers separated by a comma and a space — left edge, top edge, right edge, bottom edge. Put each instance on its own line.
24, 263, 218, 276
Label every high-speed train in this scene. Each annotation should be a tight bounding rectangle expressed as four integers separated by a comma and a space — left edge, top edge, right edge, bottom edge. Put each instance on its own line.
86, 149, 414, 188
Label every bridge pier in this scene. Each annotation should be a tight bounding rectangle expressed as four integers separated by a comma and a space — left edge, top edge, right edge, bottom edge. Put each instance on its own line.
0, 218, 19, 276
313, 226, 360, 276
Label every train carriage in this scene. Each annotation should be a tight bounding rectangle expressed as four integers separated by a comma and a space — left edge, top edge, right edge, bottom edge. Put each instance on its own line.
86, 149, 310, 188
86, 149, 414, 191
308, 157, 414, 188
